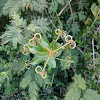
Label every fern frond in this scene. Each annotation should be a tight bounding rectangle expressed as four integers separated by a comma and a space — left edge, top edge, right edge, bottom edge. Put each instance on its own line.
0, 0, 8, 16
83, 89, 100, 100
65, 88, 81, 100
29, 81, 39, 100
20, 75, 32, 89
70, 74, 86, 90
27, 17, 50, 34
65, 74, 86, 100
11, 13, 26, 27
0, 25, 23, 48
2, 0, 47, 16
30, 0, 48, 12
11, 60, 25, 76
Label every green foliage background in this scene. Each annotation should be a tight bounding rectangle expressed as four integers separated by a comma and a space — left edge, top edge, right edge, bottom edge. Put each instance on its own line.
0, 0, 100, 100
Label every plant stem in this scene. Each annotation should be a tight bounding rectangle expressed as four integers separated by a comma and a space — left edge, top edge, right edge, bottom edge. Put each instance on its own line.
35, 39, 52, 53
42, 54, 51, 72
55, 40, 71, 52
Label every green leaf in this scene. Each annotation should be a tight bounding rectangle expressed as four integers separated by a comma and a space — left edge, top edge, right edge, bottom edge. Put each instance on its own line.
65, 88, 81, 100
57, 0, 64, 5
29, 81, 39, 100
30, 56, 44, 65
27, 17, 50, 34
97, 0, 100, 3
80, 98, 86, 100
48, 56, 56, 68
50, 40, 57, 50
72, 74, 86, 90
35, 74, 45, 87
78, 11, 86, 21
0, 25, 23, 48
91, 3, 100, 19
20, 75, 32, 89
72, 22, 80, 36
41, 38, 50, 49
83, 89, 100, 100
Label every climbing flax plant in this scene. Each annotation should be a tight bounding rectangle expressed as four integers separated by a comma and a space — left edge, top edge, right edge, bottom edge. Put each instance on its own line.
23, 29, 76, 79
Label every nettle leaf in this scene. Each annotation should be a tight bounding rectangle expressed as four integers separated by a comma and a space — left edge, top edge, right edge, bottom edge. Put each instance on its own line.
83, 89, 100, 100
24, 69, 34, 77
20, 75, 32, 89
78, 11, 86, 21
72, 22, 80, 36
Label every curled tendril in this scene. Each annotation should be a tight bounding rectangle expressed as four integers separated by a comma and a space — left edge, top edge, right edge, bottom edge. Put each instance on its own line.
34, 33, 42, 40
23, 45, 30, 55
65, 56, 71, 66
61, 32, 66, 38
35, 66, 47, 79
55, 29, 66, 41
25, 60, 31, 69
28, 33, 42, 46
65, 35, 72, 42
28, 38, 36, 46
69, 40, 76, 49
55, 29, 62, 35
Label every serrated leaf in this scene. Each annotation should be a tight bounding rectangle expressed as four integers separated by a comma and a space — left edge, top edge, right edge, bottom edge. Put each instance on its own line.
20, 75, 32, 89
72, 74, 86, 90
83, 89, 100, 100
78, 11, 86, 21
29, 81, 39, 97
65, 88, 81, 100
72, 22, 80, 36
35, 74, 44, 87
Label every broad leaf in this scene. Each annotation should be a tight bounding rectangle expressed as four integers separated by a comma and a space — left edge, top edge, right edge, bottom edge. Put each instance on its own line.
30, 56, 44, 65
91, 3, 100, 19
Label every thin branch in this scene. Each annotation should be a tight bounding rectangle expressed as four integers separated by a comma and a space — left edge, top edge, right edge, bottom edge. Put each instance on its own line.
68, 0, 74, 24
45, 9, 57, 29
71, 65, 77, 75
51, 0, 63, 29
76, 46, 84, 54
49, 73, 55, 93
88, 10, 100, 32
92, 39, 96, 70
57, 0, 72, 17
